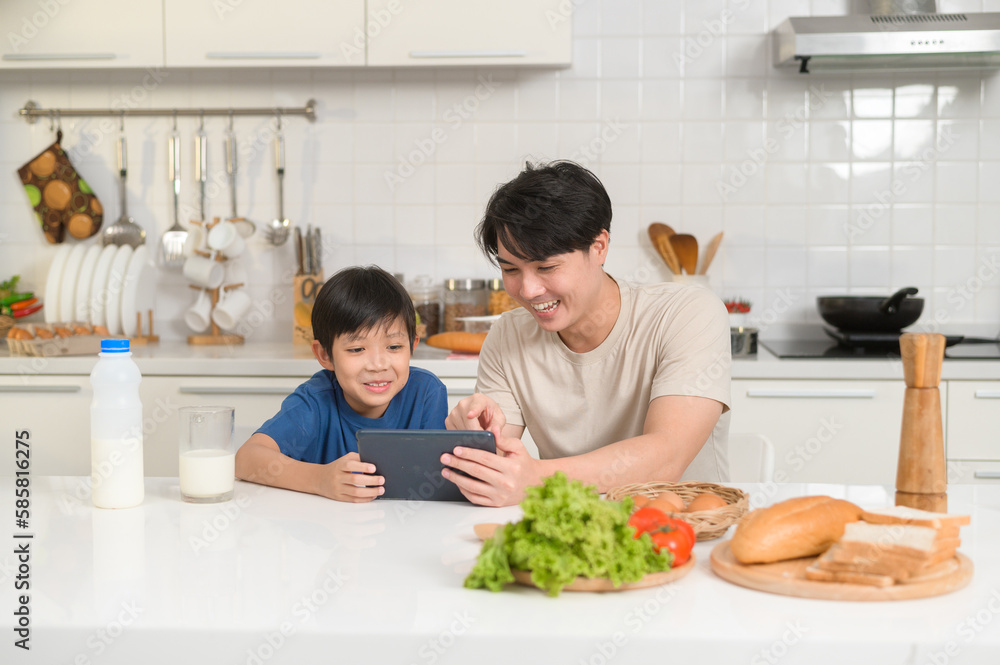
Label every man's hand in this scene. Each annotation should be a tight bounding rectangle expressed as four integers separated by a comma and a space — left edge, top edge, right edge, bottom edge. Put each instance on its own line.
440, 435, 544, 507
445, 393, 507, 438
322, 453, 385, 503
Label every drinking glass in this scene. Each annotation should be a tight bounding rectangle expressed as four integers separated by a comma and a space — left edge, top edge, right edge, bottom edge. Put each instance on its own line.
178, 406, 235, 503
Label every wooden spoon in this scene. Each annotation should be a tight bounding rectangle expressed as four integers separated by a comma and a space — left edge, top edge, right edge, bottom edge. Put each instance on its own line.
647, 223, 681, 274
698, 232, 723, 275
670, 234, 698, 275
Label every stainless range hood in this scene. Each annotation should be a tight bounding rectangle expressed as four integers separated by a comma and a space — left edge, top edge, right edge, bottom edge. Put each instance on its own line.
773, 12, 1000, 73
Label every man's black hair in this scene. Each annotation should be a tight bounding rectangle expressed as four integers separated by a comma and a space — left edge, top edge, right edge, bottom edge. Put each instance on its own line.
311, 265, 416, 356
475, 160, 612, 264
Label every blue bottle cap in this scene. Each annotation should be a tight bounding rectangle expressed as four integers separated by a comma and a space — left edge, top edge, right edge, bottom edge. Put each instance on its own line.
100, 339, 130, 353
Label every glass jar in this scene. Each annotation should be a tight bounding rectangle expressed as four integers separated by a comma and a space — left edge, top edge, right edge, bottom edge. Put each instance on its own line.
443, 278, 487, 332
408, 275, 441, 338
487, 278, 519, 315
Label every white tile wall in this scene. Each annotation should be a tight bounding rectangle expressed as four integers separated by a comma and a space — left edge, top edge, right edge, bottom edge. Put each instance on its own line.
2, 0, 1000, 343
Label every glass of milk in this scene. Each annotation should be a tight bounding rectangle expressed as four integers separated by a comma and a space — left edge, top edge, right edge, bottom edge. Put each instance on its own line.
178, 406, 236, 503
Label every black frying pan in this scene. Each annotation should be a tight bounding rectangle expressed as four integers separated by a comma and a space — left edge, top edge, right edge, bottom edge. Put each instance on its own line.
817, 287, 923, 332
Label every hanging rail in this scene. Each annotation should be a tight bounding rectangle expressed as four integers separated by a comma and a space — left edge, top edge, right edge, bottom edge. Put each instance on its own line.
17, 98, 317, 124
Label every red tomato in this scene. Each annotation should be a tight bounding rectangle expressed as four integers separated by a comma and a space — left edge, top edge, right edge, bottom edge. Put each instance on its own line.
628, 507, 671, 534
650, 528, 692, 566
672, 516, 697, 547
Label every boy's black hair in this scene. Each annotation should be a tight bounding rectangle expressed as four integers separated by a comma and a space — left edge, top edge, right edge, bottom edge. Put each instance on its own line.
311, 266, 416, 356
475, 160, 612, 264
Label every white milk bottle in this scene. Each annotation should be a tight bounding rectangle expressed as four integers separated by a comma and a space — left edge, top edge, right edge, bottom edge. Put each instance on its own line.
90, 339, 144, 508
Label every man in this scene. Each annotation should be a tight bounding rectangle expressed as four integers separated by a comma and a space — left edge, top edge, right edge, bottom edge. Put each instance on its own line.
441, 161, 731, 507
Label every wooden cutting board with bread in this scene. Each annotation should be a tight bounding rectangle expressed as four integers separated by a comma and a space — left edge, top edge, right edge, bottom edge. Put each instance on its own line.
710, 496, 973, 601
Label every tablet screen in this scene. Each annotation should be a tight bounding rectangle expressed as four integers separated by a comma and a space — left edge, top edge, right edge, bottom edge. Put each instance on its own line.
356, 429, 497, 502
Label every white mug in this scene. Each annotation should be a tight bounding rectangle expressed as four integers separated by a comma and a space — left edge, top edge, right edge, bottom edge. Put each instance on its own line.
212, 289, 252, 331
183, 252, 224, 289
184, 290, 212, 332
183, 224, 207, 257
208, 221, 246, 258
223, 260, 247, 287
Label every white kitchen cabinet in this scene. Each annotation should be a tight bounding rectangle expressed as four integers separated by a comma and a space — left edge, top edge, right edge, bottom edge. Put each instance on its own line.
729, 379, 911, 485
0, 0, 164, 69
946, 460, 1000, 484
0, 375, 91, 475
946, 381, 1000, 461
140, 376, 304, 476
164, 0, 365, 67
365, 0, 572, 67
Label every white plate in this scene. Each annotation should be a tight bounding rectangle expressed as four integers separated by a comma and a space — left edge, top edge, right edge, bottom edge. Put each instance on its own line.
89, 245, 119, 328
120, 246, 154, 337
104, 245, 134, 335
73, 245, 102, 324
58, 244, 88, 322
43, 244, 72, 323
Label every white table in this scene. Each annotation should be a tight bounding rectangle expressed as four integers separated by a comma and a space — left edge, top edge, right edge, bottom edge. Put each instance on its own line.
3, 478, 999, 664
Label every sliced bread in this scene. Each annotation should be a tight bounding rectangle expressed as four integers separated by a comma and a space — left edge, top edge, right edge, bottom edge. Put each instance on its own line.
860, 505, 970, 529
804, 563, 894, 588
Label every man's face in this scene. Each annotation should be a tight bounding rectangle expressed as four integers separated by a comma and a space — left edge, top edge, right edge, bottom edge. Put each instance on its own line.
496, 232, 609, 336
312, 316, 413, 419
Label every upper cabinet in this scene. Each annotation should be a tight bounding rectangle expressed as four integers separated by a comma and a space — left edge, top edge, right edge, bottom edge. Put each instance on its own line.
0, 0, 571, 70
164, 0, 365, 68
0, 0, 163, 69
365, 0, 571, 67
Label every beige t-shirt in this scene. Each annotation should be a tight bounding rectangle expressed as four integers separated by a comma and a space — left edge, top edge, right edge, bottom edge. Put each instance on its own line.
476, 278, 731, 482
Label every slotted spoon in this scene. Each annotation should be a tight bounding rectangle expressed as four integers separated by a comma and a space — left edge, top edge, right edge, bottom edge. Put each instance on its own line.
267, 129, 291, 245
102, 132, 146, 248
160, 129, 188, 267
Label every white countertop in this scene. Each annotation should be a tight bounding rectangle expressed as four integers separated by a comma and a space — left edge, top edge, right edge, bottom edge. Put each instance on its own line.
2, 339, 999, 381
6, 478, 998, 663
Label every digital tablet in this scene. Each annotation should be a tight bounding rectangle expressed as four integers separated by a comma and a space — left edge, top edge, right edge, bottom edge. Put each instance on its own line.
356, 429, 496, 502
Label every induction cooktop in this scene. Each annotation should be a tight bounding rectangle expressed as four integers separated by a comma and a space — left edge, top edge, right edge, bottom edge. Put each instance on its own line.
761, 335, 1000, 360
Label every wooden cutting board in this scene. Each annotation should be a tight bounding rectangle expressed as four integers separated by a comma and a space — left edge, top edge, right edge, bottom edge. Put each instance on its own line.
512, 554, 696, 593
710, 541, 973, 601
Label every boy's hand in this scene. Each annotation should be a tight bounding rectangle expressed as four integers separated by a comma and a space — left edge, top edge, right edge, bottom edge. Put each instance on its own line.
445, 393, 506, 440
324, 453, 385, 503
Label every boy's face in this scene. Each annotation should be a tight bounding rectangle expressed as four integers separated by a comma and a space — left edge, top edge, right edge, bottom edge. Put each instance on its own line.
497, 230, 610, 337
312, 316, 416, 419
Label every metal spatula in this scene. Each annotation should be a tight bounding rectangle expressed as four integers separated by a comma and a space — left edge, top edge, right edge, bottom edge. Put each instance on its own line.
102, 131, 146, 248
160, 129, 187, 267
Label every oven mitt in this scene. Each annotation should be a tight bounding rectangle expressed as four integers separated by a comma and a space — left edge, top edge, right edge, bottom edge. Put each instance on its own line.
17, 130, 104, 244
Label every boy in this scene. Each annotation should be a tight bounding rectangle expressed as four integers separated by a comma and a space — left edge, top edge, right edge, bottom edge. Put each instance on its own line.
442, 161, 731, 506
235, 266, 448, 502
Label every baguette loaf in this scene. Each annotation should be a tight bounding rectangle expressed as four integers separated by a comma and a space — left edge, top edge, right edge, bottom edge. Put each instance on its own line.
730, 496, 862, 564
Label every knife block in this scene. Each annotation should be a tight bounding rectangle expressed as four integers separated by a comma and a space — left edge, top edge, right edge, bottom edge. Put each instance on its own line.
292, 272, 324, 346
895, 333, 947, 512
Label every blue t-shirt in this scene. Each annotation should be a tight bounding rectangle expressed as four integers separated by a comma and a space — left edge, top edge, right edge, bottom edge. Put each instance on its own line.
256, 367, 448, 464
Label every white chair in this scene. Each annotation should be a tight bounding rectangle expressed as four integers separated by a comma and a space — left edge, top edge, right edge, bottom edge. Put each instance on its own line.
726, 433, 776, 483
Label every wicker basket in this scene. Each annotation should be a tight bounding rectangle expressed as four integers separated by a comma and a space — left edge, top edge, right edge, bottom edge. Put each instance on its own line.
0, 315, 13, 340
606, 481, 749, 541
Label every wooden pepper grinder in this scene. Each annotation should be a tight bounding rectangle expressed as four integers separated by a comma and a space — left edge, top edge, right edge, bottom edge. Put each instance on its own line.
896, 333, 948, 512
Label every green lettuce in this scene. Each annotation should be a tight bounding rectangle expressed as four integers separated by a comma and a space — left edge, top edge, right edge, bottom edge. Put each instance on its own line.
464, 472, 672, 596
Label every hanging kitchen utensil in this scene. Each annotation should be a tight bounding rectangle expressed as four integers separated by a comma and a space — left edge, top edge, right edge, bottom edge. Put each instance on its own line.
160, 118, 188, 267
267, 114, 291, 245
698, 232, 723, 275
670, 233, 699, 275
18, 114, 104, 243
647, 223, 680, 274
818, 287, 924, 333
195, 117, 208, 222
102, 119, 146, 248
224, 118, 257, 239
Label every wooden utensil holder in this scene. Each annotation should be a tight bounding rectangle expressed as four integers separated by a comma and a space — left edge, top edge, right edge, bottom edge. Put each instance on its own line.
896, 333, 947, 512
292, 272, 324, 346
